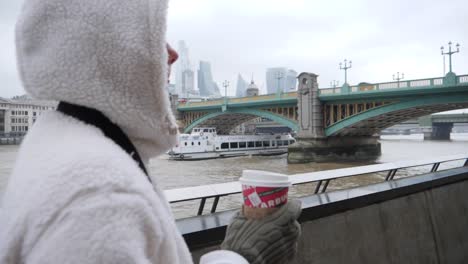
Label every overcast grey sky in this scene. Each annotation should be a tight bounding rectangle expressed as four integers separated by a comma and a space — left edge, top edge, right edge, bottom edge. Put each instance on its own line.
1, 0, 467, 98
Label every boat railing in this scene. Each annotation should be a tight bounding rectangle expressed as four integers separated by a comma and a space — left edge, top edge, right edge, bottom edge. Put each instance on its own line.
164, 154, 468, 216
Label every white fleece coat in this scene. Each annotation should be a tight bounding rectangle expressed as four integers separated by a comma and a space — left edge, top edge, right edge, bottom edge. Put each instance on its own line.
0, 111, 194, 263
0, 0, 247, 263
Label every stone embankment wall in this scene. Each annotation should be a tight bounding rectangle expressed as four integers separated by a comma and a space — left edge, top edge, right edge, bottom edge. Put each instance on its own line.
292, 180, 468, 263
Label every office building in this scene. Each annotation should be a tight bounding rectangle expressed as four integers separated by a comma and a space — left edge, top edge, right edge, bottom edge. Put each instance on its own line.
236, 74, 248, 97
198, 61, 220, 97
0, 96, 56, 135
266, 67, 298, 94
174, 41, 195, 96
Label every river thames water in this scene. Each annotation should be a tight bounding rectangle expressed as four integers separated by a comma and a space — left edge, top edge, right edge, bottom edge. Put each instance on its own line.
1, 134, 468, 218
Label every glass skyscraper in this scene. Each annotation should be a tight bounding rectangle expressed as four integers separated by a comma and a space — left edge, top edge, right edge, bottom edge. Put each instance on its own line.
197, 61, 220, 97
266, 67, 297, 94
174, 41, 195, 96
236, 74, 248, 97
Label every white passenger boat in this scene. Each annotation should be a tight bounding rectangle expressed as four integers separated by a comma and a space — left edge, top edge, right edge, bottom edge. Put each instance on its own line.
168, 127, 295, 160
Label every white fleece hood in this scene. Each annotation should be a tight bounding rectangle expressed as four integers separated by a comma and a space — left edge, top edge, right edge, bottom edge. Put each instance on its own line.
16, 0, 178, 160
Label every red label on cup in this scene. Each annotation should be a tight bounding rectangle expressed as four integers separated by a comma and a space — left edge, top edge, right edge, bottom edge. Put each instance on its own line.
242, 185, 289, 208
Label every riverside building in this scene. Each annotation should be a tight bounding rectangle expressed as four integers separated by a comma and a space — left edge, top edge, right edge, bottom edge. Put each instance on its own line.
0, 96, 56, 135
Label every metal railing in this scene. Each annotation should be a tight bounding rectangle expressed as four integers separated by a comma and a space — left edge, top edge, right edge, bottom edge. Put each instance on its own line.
165, 154, 468, 216
319, 74, 468, 95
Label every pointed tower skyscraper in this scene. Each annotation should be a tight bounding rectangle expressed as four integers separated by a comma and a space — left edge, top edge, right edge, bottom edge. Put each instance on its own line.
235, 74, 248, 97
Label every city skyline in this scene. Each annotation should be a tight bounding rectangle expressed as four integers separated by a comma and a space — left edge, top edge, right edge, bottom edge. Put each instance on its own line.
1, 0, 468, 99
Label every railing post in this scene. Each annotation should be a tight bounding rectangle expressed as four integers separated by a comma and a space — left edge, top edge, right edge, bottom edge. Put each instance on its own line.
197, 198, 207, 216
210, 196, 220, 213
321, 179, 331, 193
314, 180, 323, 194
385, 169, 398, 181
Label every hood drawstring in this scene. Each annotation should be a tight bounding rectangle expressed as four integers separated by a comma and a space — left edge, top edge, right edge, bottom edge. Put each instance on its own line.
57, 102, 151, 183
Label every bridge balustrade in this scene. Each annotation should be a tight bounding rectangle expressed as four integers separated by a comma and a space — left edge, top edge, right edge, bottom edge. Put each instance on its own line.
318, 76, 454, 95
165, 154, 468, 217
178, 100, 222, 108
178, 91, 299, 109
319, 88, 340, 94
459, 75, 468, 83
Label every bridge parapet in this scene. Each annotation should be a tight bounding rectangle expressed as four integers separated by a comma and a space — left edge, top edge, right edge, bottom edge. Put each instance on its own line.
319, 74, 468, 95
177, 91, 298, 109
459, 75, 468, 83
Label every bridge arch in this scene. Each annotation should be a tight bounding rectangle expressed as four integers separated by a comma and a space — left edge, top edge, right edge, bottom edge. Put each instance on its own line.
326, 94, 468, 136
183, 109, 299, 134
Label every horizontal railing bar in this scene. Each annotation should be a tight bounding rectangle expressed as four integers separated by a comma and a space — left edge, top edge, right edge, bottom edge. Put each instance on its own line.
165, 154, 468, 203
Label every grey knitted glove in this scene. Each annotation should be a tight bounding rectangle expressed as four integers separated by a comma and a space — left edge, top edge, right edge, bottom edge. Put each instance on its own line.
221, 200, 302, 264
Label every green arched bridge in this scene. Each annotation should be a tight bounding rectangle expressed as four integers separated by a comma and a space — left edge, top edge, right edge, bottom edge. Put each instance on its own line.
176, 73, 468, 137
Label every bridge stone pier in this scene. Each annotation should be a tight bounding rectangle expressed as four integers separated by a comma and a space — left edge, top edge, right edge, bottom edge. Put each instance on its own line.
422, 123, 453, 140
419, 115, 455, 140
288, 73, 381, 163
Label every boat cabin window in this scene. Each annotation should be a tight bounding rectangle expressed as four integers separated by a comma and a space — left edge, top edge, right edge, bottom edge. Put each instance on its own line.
290, 140, 295, 145
272, 141, 276, 147
239, 142, 246, 148
248, 142, 254, 148
277, 140, 283, 146
221, 143, 229, 149
191, 142, 194, 146
283, 140, 289, 145
255, 141, 262, 147
230, 142, 238, 149
263, 141, 270, 147
184, 142, 187, 146
203, 129, 209, 132
198, 142, 201, 145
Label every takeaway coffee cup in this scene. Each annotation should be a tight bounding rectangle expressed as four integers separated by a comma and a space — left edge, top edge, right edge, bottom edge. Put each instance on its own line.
239, 170, 291, 219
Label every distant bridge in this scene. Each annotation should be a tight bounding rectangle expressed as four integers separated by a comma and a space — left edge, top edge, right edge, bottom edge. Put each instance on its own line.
176, 73, 468, 136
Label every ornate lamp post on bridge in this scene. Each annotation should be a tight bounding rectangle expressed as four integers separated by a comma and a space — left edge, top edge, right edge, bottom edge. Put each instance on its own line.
441, 41, 460, 74
441, 42, 460, 85
339, 59, 352, 84
393, 72, 404, 88
275, 71, 284, 97
339, 59, 352, 93
330, 80, 339, 88
222, 80, 229, 108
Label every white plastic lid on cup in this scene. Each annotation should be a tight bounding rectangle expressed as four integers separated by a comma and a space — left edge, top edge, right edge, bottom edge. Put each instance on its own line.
240, 170, 291, 188
200, 250, 249, 264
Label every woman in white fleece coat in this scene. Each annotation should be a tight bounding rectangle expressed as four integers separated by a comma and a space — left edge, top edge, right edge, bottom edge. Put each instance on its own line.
0, 0, 301, 263
0, 0, 249, 262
